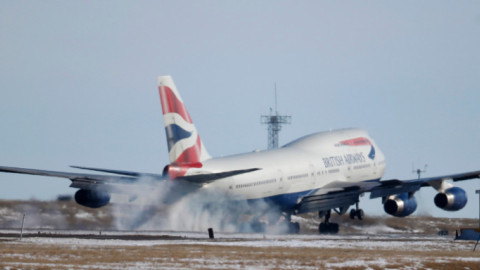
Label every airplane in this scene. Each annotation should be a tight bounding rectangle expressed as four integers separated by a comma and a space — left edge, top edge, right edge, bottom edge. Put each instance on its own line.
1, 75, 479, 234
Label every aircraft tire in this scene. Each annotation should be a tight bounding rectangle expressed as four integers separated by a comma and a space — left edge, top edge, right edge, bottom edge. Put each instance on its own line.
251, 221, 266, 233
319, 223, 327, 234
356, 209, 364, 220
290, 222, 300, 234
349, 209, 356, 219
319, 222, 339, 234
329, 223, 339, 234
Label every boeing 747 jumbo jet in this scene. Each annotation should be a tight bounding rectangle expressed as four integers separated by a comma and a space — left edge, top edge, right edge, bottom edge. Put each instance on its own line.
1, 76, 479, 233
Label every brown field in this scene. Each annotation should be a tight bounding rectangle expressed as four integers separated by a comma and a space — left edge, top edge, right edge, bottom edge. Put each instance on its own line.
1, 233, 480, 269
0, 200, 479, 269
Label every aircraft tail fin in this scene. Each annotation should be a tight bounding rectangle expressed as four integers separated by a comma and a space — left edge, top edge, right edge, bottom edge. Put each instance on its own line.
158, 76, 211, 165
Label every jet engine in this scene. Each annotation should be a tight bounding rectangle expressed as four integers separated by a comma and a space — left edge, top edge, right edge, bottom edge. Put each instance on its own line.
74, 189, 111, 208
434, 187, 467, 211
384, 193, 417, 217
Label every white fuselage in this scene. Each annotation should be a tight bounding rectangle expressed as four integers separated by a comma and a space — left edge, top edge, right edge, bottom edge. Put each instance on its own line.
187, 128, 386, 209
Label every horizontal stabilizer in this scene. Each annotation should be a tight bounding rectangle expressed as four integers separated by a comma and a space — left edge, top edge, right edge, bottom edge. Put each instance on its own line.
177, 168, 260, 185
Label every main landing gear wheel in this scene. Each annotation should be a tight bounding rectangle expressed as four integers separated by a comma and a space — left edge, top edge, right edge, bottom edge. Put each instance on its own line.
289, 222, 300, 234
318, 210, 339, 234
349, 201, 364, 220
284, 214, 300, 234
251, 219, 267, 233
319, 222, 339, 234
349, 209, 364, 220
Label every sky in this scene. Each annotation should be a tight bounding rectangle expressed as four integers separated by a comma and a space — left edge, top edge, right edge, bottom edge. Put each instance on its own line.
1, 1, 479, 218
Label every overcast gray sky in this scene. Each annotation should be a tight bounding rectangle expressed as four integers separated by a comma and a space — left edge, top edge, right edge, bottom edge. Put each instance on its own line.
1, 1, 479, 218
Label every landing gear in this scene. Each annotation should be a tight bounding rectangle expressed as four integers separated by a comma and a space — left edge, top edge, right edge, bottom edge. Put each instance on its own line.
289, 221, 300, 234
285, 214, 300, 234
250, 219, 267, 233
349, 201, 364, 220
318, 210, 339, 234
349, 209, 364, 220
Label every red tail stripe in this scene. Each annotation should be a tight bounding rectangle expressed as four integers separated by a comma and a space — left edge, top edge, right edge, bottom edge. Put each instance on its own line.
158, 85, 193, 124
174, 136, 203, 164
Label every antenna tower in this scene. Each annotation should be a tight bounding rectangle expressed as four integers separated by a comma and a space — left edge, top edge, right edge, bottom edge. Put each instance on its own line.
261, 85, 291, 149
412, 163, 428, 179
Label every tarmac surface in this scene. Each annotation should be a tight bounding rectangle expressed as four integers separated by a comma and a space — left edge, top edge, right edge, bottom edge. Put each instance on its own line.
1, 200, 480, 269
1, 229, 480, 269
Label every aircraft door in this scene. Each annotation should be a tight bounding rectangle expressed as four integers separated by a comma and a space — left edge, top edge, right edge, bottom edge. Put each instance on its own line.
309, 164, 316, 188
277, 169, 285, 191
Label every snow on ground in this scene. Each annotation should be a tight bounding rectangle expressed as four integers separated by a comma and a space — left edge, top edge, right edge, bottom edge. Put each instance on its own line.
1, 229, 469, 252
16, 235, 463, 252
74, 211, 95, 220
2, 230, 480, 269
324, 258, 388, 269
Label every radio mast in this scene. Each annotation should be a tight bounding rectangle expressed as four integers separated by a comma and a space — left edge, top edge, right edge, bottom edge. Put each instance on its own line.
261, 85, 291, 149
412, 164, 428, 179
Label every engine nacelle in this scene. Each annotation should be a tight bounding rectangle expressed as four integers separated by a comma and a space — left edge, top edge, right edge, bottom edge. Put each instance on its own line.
434, 187, 467, 211
74, 189, 111, 208
384, 193, 417, 217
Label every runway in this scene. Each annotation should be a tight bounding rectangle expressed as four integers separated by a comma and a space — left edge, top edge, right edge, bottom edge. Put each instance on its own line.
1, 229, 479, 269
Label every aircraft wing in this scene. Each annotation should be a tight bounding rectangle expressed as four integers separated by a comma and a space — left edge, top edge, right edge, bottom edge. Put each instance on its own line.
296, 188, 361, 214
369, 170, 480, 199
0, 166, 140, 191
296, 170, 480, 214
71, 165, 259, 185
0, 165, 260, 190
70, 166, 164, 179
296, 181, 378, 214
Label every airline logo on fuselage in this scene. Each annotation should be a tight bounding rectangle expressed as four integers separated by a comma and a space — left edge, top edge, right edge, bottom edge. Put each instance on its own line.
339, 137, 371, 146
323, 153, 366, 168
324, 137, 375, 168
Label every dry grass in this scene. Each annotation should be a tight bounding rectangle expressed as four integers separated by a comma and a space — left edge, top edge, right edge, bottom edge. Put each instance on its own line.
0, 199, 115, 230
0, 238, 479, 269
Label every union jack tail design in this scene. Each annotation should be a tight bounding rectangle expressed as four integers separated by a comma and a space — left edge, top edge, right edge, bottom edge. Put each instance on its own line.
158, 76, 211, 165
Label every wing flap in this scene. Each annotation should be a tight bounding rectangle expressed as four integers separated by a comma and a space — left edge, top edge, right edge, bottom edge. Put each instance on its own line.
296, 180, 383, 214
296, 189, 360, 214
